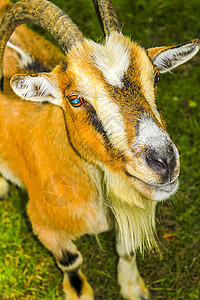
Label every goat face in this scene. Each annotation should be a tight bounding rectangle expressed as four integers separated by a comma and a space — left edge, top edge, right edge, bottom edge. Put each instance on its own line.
63, 33, 180, 202
11, 32, 186, 202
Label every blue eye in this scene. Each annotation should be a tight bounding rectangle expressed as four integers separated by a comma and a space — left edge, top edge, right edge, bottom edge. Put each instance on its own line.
68, 95, 84, 107
70, 98, 81, 105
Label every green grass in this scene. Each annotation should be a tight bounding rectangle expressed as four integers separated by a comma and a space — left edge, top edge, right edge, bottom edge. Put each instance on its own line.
1, 0, 200, 299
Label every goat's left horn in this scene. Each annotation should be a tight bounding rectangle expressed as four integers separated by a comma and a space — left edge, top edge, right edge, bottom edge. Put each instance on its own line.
0, 0, 85, 91
93, 0, 121, 36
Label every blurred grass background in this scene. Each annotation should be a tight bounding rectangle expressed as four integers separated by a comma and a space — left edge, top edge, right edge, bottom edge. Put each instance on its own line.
0, 0, 200, 299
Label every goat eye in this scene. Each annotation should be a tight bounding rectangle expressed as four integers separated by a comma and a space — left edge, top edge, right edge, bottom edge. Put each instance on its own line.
68, 95, 84, 107
154, 75, 160, 84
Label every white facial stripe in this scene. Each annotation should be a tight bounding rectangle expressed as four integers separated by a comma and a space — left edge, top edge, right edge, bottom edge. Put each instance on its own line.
153, 43, 200, 73
72, 44, 130, 154
92, 33, 130, 88
76, 75, 129, 153
96, 92, 130, 153
7, 41, 33, 68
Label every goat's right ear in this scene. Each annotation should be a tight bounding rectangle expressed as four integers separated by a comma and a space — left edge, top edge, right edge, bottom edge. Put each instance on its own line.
11, 74, 62, 106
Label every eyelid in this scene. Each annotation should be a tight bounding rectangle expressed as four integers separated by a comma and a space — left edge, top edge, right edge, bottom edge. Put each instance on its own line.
67, 94, 84, 107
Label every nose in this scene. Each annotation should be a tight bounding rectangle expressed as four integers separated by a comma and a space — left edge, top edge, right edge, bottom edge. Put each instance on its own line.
145, 148, 177, 178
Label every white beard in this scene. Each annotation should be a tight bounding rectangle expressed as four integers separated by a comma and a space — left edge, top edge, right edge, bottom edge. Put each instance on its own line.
104, 168, 157, 255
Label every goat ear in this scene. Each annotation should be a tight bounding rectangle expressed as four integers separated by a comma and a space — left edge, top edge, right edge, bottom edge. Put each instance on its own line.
147, 39, 200, 73
11, 74, 62, 106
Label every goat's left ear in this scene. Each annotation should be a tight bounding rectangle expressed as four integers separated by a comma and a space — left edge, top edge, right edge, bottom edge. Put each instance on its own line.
147, 39, 200, 73
11, 73, 62, 106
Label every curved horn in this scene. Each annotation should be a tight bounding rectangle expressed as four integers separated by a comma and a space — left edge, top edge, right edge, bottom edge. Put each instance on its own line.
93, 0, 121, 36
0, 0, 85, 91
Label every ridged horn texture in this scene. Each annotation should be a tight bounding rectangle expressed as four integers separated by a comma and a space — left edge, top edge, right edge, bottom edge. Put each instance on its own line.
0, 0, 85, 91
93, 0, 121, 36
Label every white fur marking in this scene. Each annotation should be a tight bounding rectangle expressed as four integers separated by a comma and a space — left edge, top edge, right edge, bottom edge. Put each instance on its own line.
7, 41, 33, 68
133, 113, 170, 153
93, 33, 130, 88
105, 167, 157, 254
96, 92, 130, 153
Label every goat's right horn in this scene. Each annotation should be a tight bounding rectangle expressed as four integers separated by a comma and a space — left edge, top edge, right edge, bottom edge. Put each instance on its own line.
93, 0, 121, 36
0, 0, 85, 91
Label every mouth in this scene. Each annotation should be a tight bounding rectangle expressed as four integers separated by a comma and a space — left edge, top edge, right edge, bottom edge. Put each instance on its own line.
125, 170, 178, 201
151, 179, 178, 200
152, 179, 178, 201
153, 180, 178, 192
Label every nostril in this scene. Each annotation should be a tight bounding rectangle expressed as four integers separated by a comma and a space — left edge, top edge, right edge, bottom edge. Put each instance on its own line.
146, 150, 169, 174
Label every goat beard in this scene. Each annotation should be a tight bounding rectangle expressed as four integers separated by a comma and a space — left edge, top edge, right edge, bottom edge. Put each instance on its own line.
104, 168, 157, 255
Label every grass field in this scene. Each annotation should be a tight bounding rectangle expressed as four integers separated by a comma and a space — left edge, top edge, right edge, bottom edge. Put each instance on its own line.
0, 0, 200, 299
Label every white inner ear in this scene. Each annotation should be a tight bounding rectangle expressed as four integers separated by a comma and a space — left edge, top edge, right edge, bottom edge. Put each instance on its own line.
11, 75, 62, 106
153, 43, 199, 73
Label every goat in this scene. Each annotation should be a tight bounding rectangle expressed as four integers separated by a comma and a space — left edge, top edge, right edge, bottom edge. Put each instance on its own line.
0, 0, 199, 299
